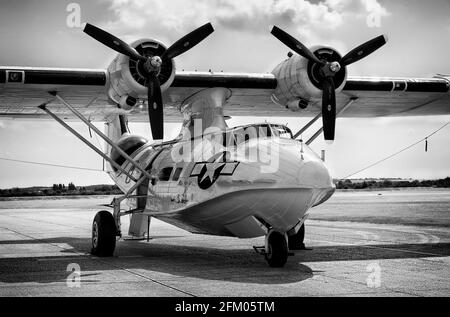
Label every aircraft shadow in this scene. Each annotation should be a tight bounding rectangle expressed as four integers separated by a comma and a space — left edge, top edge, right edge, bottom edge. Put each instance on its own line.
0, 236, 312, 285
0, 237, 448, 285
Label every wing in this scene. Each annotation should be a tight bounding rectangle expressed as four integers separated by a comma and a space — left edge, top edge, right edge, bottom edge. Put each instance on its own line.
338, 76, 450, 117
0, 66, 112, 121
172, 72, 450, 118
1, 66, 449, 122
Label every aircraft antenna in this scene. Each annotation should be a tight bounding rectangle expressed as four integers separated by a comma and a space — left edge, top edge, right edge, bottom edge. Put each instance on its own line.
341, 122, 449, 180
0, 157, 104, 172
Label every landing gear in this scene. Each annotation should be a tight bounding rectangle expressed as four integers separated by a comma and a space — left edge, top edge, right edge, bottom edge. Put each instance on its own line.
254, 223, 308, 267
264, 231, 288, 268
288, 224, 306, 250
91, 210, 117, 257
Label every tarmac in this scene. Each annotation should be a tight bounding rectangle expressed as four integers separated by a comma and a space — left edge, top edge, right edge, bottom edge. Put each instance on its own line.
0, 191, 449, 297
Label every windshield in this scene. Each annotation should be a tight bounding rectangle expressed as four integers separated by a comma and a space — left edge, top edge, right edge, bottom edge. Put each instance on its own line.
231, 124, 292, 145
271, 125, 293, 139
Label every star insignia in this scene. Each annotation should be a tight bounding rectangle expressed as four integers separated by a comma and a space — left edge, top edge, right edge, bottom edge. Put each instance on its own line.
190, 152, 239, 189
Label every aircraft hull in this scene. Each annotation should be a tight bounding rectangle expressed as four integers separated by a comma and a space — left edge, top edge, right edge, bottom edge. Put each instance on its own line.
154, 186, 334, 238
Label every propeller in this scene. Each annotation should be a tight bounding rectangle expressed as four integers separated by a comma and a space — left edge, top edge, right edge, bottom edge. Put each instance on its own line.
83, 22, 214, 140
271, 26, 387, 142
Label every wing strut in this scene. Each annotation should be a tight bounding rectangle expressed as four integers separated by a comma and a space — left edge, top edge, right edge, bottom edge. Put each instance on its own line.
49, 92, 153, 181
293, 112, 322, 139
38, 93, 176, 239
38, 103, 138, 182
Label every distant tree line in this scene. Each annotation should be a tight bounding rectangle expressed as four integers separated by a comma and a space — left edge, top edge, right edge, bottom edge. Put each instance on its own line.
0, 183, 122, 197
335, 177, 450, 190
1, 178, 449, 197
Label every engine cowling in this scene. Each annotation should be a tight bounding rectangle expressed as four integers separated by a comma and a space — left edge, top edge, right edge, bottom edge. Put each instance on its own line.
271, 46, 347, 110
107, 39, 176, 109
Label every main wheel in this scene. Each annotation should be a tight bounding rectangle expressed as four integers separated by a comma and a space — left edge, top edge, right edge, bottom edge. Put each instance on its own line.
91, 210, 116, 257
288, 224, 306, 250
265, 231, 288, 267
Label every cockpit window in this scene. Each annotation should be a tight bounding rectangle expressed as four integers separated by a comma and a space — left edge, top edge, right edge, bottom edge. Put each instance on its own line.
257, 124, 272, 138
233, 124, 272, 145
271, 125, 293, 139
158, 167, 173, 181
172, 167, 183, 181
231, 124, 291, 145
233, 127, 254, 145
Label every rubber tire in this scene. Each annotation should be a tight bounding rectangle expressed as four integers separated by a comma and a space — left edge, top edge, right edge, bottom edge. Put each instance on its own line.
91, 210, 116, 257
265, 232, 288, 268
288, 224, 305, 250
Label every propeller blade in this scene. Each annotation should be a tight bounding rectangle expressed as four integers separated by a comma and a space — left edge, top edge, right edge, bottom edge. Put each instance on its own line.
322, 77, 336, 141
83, 23, 146, 62
162, 23, 214, 60
270, 26, 325, 65
147, 73, 164, 140
340, 35, 387, 66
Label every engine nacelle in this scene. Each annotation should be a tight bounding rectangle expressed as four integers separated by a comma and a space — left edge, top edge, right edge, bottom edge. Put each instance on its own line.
271, 46, 347, 110
107, 39, 176, 109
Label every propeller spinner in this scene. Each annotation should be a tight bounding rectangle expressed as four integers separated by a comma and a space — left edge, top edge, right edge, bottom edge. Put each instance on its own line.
271, 26, 387, 141
84, 23, 214, 140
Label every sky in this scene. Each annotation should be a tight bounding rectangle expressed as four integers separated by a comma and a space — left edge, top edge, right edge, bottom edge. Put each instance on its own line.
0, 0, 449, 188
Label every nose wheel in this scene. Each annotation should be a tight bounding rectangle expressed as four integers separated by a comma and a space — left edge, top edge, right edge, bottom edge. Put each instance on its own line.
264, 231, 289, 267
254, 225, 308, 267
91, 210, 117, 257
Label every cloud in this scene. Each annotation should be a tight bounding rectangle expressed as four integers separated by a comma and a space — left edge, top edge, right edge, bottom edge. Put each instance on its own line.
101, 0, 389, 42
213, 0, 343, 34
94, 0, 392, 73
325, 0, 389, 16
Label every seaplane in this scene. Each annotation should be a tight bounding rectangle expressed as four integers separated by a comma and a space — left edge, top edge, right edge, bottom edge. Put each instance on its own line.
0, 23, 449, 267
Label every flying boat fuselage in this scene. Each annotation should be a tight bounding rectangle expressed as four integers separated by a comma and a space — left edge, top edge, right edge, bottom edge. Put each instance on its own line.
111, 125, 335, 238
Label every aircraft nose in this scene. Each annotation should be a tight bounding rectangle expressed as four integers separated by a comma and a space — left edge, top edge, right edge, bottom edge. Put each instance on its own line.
270, 141, 333, 208
272, 139, 334, 189
230, 138, 334, 191
297, 159, 334, 189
